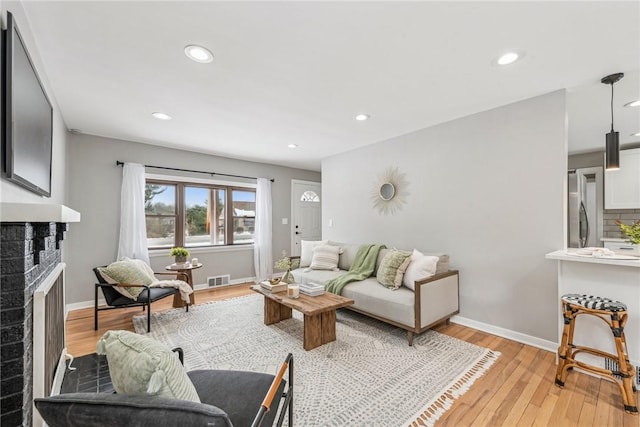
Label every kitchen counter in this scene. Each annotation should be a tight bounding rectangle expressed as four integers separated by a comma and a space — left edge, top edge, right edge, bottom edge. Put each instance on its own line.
546, 249, 640, 373
546, 249, 640, 268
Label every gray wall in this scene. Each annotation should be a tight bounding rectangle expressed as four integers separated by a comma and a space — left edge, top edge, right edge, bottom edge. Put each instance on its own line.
568, 151, 603, 170
322, 91, 566, 342
65, 133, 320, 305
0, 1, 68, 205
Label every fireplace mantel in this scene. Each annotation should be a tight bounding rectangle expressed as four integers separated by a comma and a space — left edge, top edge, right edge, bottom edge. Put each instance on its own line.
0, 203, 81, 222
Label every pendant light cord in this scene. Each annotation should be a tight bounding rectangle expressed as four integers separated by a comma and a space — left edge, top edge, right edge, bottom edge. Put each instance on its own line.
610, 83, 615, 132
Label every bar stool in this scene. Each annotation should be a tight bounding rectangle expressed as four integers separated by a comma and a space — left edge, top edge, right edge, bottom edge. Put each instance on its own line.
555, 294, 637, 414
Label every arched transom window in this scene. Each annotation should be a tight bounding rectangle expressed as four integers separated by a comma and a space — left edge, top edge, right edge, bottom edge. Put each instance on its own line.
300, 190, 320, 202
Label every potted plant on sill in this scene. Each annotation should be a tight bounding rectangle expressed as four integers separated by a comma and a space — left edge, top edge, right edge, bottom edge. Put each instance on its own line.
170, 247, 190, 264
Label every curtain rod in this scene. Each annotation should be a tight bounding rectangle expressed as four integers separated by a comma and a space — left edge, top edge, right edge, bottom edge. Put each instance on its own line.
115, 161, 274, 182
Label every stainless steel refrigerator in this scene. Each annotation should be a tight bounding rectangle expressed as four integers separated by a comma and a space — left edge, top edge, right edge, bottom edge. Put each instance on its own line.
568, 167, 604, 248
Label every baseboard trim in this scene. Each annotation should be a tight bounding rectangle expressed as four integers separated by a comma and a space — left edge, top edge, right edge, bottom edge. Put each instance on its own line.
450, 315, 557, 353
67, 277, 256, 313
66, 299, 104, 313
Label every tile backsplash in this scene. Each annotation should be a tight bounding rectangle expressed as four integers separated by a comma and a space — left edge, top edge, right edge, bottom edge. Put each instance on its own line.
603, 209, 640, 238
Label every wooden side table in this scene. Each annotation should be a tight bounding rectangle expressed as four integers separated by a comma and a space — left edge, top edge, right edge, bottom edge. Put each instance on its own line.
165, 263, 202, 308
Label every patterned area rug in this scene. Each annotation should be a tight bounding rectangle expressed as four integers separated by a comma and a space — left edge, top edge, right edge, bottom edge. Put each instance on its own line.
133, 294, 499, 426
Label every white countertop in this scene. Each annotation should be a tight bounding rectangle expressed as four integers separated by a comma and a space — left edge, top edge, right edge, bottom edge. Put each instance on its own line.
546, 249, 640, 268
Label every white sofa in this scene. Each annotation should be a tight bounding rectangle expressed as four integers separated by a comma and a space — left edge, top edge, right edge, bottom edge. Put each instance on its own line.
291, 243, 459, 345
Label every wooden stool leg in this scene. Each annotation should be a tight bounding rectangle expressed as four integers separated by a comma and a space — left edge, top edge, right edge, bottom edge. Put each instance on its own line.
612, 313, 638, 414
556, 303, 574, 387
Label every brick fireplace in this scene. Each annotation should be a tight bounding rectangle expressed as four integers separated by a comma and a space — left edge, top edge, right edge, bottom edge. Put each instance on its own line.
1, 203, 80, 427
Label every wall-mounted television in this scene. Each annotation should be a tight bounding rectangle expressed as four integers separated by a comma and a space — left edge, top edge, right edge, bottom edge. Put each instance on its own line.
2, 11, 53, 197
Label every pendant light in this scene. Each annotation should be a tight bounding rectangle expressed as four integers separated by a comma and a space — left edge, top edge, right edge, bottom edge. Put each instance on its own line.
601, 72, 624, 170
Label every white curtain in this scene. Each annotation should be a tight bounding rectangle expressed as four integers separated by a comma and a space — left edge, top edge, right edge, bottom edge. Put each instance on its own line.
254, 178, 273, 282
117, 163, 150, 264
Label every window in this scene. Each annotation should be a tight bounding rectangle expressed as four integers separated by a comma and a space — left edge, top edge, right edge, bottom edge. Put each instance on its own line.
300, 190, 320, 202
145, 179, 255, 249
232, 189, 256, 244
185, 186, 226, 247
145, 183, 176, 248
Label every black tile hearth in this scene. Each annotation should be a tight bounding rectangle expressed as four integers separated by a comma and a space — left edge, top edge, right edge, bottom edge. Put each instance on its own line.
60, 353, 113, 394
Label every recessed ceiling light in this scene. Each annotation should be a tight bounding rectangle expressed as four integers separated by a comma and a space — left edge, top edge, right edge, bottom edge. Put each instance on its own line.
151, 112, 172, 120
355, 114, 370, 121
288, 144, 298, 149
497, 52, 519, 65
632, 132, 640, 137
624, 100, 640, 107
493, 50, 525, 67
184, 45, 214, 63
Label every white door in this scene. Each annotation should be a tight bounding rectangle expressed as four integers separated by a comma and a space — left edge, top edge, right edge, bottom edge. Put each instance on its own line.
291, 180, 322, 256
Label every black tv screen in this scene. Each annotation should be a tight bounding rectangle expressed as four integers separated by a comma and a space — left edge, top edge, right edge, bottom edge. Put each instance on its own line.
2, 11, 53, 197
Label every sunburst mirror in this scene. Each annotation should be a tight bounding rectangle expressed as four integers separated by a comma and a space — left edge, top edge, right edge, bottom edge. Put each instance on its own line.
371, 167, 409, 215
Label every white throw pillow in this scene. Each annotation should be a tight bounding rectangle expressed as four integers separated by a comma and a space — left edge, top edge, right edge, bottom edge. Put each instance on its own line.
310, 245, 342, 270
300, 240, 328, 267
402, 249, 439, 290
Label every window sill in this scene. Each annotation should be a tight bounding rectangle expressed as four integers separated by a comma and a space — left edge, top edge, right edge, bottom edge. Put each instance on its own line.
148, 245, 253, 257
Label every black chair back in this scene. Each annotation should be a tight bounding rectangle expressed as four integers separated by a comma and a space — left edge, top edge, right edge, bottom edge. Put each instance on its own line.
93, 267, 125, 306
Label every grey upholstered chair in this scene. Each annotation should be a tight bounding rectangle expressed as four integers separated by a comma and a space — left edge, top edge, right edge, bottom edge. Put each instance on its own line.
35, 353, 294, 427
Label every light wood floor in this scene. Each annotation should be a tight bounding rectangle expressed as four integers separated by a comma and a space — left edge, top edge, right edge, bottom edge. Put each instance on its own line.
67, 284, 639, 427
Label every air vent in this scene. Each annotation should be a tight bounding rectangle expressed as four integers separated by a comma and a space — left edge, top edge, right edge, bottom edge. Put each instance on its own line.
604, 358, 640, 386
207, 274, 230, 288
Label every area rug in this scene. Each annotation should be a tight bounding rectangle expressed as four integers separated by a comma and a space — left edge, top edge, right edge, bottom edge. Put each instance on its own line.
133, 294, 499, 426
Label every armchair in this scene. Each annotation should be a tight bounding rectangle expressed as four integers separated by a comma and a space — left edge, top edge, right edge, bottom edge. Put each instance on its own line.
34, 351, 294, 427
94, 265, 190, 333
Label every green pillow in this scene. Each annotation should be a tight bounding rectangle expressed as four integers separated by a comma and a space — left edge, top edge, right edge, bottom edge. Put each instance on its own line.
98, 258, 155, 299
376, 249, 412, 289
97, 330, 200, 402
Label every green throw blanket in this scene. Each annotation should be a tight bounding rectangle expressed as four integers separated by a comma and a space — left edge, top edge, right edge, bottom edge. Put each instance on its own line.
325, 244, 386, 295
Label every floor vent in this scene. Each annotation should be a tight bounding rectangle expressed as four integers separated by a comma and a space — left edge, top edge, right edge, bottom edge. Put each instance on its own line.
604, 358, 640, 386
208, 274, 231, 288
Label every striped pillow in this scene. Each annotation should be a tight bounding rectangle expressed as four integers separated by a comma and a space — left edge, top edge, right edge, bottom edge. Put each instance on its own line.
300, 240, 328, 267
310, 245, 342, 271
97, 330, 200, 402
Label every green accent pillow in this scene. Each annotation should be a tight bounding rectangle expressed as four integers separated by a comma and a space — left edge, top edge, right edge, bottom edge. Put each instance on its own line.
98, 258, 155, 300
376, 249, 412, 289
97, 330, 200, 402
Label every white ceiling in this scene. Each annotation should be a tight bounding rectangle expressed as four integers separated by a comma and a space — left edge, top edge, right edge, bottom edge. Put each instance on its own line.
19, 1, 640, 171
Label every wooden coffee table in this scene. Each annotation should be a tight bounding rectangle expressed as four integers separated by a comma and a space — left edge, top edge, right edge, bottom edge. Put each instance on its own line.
251, 285, 354, 350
